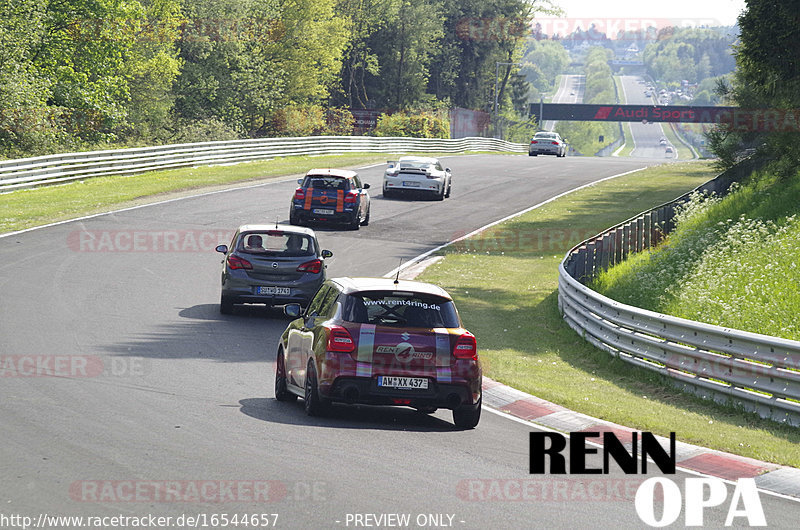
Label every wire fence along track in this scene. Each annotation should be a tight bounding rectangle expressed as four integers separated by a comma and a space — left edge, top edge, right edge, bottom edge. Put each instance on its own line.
558, 158, 800, 426
0, 136, 526, 192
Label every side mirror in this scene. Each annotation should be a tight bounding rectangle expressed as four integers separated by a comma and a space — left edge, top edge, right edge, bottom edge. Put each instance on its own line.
297, 178, 303, 185
363, 183, 371, 189
321, 249, 333, 259
284, 304, 302, 318
215, 245, 228, 254
445, 168, 451, 173
387, 160, 396, 168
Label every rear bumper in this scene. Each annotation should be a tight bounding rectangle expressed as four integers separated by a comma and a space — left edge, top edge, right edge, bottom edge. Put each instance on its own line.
529, 146, 561, 155
384, 179, 443, 193
221, 276, 323, 306
291, 205, 357, 224
320, 376, 482, 409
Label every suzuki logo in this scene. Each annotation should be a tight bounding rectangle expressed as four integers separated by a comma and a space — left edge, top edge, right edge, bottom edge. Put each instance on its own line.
401, 332, 411, 341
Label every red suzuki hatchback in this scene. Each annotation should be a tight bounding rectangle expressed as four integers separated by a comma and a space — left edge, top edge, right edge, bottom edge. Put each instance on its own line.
274, 277, 482, 428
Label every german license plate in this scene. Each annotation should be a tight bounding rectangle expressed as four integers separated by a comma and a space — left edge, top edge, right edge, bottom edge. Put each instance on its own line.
403, 181, 420, 187
377, 376, 428, 389
257, 286, 290, 295
313, 208, 335, 215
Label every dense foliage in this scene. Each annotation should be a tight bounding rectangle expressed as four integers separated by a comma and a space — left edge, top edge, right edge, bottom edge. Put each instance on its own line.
642, 27, 737, 85
709, 1, 800, 172
0, 0, 552, 157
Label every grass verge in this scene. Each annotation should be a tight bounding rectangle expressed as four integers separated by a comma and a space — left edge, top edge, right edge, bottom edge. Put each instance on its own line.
417, 160, 800, 467
0, 153, 388, 234
617, 122, 635, 157
0, 151, 515, 234
593, 168, 800, 341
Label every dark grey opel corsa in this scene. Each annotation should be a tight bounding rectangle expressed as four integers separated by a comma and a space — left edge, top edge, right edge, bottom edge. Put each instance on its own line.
215, 224, 332, 314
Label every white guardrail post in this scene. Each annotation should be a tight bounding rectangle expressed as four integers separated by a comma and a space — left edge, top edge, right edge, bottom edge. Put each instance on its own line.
557, 159, 800, 426
0, 136, 526, 192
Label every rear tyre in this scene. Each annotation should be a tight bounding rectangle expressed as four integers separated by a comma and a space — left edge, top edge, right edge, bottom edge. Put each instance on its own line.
414, 406, 437, 414
349, 213, 361, 230
383, 188, 394, 199
275, 350, 297, 402
289, 210, 301, 226
445, 182, 451, 198
530, 153, 538, 157
452, 396, 481, 429
220, 294, 234, 315
304, 360, 330, 416
435, 186, 445, 201
361, 206, 370, 226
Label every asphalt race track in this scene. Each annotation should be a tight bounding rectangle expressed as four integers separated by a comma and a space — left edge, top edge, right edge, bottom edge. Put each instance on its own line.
2, 155, 799, 528
618, 76, 679, 159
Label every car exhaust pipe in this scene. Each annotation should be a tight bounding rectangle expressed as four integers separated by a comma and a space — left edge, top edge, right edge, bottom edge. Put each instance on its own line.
447, 393, 462, 410
342, 385, 360, 403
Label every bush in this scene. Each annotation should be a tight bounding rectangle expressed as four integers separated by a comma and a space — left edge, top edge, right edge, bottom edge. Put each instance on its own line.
170, 117, 243, 144
373, 111, 449, 138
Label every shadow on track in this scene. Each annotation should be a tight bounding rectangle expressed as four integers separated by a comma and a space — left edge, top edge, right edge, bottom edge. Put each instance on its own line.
239, 397, 459, 432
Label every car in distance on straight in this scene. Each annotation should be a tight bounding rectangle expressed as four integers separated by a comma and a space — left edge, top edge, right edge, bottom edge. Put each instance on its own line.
274, 277, 482, 428
529, 131, 566, 157
289, 169, 371, 230
215, 224, 333, 314
383, 156, 452, 200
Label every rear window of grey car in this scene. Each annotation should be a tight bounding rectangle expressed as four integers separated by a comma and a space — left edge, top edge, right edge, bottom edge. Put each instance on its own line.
342, 291, 460, 328
237, 232, 315, 256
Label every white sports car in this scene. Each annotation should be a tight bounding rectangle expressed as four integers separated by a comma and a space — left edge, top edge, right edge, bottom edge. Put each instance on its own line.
383, 156, 452, 200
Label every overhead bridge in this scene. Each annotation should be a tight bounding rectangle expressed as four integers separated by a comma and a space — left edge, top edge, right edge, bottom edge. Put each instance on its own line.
531, 103, 737, 124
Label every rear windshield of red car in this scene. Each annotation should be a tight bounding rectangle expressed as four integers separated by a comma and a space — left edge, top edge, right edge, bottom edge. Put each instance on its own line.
302, 176, 350, 190
342, 291, 460, 328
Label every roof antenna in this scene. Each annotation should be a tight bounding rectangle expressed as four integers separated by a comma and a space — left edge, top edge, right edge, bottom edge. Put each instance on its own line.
394, 259, 403, 285
275, 217, 279, 229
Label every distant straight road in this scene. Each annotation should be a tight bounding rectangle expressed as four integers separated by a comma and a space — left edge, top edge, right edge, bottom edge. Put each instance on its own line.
542, 74, 584, 131
617, 75, 678, 159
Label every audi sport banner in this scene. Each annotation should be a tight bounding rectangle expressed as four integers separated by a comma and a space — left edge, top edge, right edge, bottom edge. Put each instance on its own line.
530, 103, 800, 132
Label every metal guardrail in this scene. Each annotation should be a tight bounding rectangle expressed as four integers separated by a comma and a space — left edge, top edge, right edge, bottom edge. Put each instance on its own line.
558, 159, 800, 426
0, 136, 526, 192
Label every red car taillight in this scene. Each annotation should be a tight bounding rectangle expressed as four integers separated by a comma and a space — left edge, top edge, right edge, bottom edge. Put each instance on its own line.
552, 141, 559, 145
227, 255, 253, 270
296, 259, 322, 274
294, 188, 305, 200
326, 325, 355, 353
531, 140, 538, 144
453, 332, 477, 360
344, 191, 358, 204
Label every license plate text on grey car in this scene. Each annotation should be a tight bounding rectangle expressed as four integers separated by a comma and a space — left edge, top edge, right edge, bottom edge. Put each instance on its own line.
257, 286, 291, 295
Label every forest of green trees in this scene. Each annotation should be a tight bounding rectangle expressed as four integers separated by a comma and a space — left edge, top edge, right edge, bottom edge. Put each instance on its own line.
0, 0, 552, 158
